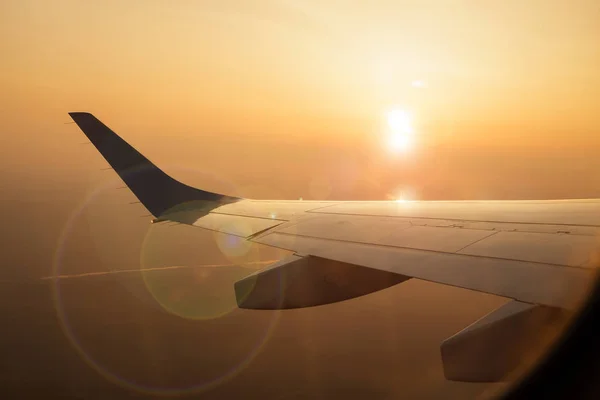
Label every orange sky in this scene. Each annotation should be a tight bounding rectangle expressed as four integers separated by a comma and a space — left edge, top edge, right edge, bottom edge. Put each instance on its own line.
0, 5, 597, 395
1, 0, 599, 200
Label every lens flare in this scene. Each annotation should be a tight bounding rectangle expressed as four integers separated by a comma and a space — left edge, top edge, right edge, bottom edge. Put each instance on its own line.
389, 187, 417, 202
51, 170, 282, 396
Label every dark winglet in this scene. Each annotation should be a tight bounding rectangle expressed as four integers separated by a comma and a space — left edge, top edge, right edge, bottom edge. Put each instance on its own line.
69, 112, 239, 217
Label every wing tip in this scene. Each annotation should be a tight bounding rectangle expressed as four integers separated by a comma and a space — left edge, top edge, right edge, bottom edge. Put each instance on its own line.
68, 111, 94, 120
68, 111, 240, 216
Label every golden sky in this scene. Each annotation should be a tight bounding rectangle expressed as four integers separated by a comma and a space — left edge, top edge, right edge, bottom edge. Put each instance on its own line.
0, 5, 597, 395
1, 0, 599, 200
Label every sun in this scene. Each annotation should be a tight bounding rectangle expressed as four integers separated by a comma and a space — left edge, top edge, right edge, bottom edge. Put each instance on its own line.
387, 108, 412, 134
388, 132, 412, 152
385, 107, 414, 152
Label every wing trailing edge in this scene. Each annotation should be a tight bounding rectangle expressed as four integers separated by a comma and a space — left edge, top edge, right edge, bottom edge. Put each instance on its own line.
69, 112, 240, 217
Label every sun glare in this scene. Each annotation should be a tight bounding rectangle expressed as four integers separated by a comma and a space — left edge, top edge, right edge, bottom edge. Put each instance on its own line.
391, 187, 416, 203
385, 107, 415, 153
394, 191, 411, 203
388, 133, 412, 152
387, 109, 412, 134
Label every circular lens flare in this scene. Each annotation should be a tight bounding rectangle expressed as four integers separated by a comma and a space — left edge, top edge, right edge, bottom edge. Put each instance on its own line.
51, 175, 282, 396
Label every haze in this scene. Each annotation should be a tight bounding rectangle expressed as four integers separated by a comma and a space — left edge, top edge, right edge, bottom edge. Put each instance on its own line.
1, 1, 599, 398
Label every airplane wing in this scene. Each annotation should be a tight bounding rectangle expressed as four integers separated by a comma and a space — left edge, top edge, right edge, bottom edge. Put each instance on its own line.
69, 112, 600, 382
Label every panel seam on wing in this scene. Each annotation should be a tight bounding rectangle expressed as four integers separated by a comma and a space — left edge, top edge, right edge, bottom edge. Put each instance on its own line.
209, 211, 288, 222
453, 231, 500, 253
304, 210, 600, 228
245, 223, 286, 240
303, 203, 343, 213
